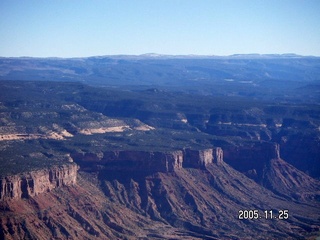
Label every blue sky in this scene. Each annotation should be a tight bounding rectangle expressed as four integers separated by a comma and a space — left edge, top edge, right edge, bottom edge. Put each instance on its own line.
0, 0, 319, 57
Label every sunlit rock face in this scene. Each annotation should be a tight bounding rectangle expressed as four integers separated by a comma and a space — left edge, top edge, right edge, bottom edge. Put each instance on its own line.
183, 148, 213, 168
214, 147, 224, 165
71, 148, 224, 173
0, 164, 78, 201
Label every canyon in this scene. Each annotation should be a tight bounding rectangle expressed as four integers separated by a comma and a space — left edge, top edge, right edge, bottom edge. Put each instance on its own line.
0, 147, 223, 201
1, 143, 319, 239
0, 56, 319, 239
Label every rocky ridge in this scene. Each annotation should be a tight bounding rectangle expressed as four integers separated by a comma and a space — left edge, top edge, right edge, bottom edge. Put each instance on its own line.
3, 142, 316, 203
0, 145, 319, 239
0, 147, 223, 201
224, 142, 320, 200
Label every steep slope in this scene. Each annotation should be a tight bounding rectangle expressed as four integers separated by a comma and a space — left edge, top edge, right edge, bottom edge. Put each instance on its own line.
1, 162, 320, 239
223, 142, 320, 203
102, 162, 320, 238
261, 157, 320, 201
1, 173, 194, 240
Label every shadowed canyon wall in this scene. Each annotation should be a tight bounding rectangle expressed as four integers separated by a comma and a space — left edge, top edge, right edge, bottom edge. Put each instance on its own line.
71, 147, 224, 173
1, 148, 224, 201
223, 142, 280, 181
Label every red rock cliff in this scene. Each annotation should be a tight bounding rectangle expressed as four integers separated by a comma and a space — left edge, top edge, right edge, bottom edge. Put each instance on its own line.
0, 163, 79, 201
102, 150, 184, 173
184, 148, 213, 168
72, 147, 223, 172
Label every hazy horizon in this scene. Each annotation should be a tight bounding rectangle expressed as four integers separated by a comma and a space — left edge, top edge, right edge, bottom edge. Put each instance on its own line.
2, 52, 319, 59
1, 0, 320, 58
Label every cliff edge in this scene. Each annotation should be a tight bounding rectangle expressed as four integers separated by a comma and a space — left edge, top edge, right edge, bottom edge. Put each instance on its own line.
71, 147, 224, 173
0, 163, 79, 201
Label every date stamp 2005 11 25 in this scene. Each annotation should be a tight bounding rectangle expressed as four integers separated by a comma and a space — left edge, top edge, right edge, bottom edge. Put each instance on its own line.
238, 210, 289, 220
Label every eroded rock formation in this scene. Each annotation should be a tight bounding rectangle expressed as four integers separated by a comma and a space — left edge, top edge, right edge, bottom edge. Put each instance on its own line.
72, 147, 223, 173
1, 147, 225, 202
223, 142, 280, 178
103, 150, 184, 173
214, 147, 224, 165
72, 150, 184, 173
0, 163, 78, 201
183, 148, 213, 168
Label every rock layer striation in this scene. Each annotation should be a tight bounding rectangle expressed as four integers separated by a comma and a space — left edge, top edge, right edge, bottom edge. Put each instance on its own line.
0, 163, 78, 201
71, 147, 223, 173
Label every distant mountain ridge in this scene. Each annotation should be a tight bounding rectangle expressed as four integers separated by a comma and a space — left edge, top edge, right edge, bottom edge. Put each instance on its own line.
1, 53, 317, 59
1, 54, 320, 104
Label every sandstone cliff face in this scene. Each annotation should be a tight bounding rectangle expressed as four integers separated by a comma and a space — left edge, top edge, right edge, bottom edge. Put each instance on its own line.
72, 147, 223, 173
1, 147, 224, 201
223, 142, 280, 177
183, 148, 213, 168
214, 147, 224, 165
104, 150, 184, 173
73, 150, 184, 173
0, 163, 78, 201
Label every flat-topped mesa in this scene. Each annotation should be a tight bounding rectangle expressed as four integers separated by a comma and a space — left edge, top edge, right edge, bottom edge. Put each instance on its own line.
0, 163, 79, 201
101, 150, 184, 173
223, 142, 281, 181
71, 148, 224, 172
